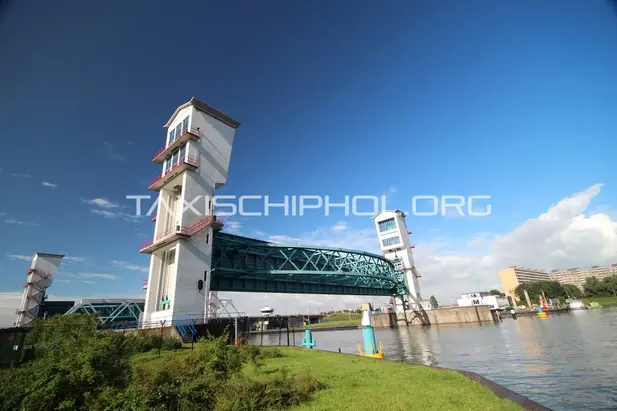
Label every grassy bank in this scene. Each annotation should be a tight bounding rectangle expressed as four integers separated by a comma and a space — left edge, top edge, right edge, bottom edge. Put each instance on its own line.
306, 312, 361, 328
244, 347, 522, 411
582, 296, 617, 305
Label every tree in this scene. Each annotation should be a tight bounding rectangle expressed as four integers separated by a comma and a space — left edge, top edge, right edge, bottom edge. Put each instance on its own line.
562, 284, 583, 299
514, 280, 567, 302
429, 295, 439, 308
584, 275, 617, 297
583, 276, 607, 297
488, 289, 505, 297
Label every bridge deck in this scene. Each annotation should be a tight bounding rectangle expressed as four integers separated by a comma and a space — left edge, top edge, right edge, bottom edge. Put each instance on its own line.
211, 232, 407, 296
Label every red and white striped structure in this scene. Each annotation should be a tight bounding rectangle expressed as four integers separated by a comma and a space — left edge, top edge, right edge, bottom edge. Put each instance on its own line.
15, 253, 64, 327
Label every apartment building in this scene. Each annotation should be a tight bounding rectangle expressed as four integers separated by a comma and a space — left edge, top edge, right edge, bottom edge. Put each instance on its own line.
550, 264, 617, 289
498, 266, 551, 299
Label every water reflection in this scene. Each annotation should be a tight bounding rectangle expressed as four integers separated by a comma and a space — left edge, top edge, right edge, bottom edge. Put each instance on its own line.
396, 326, 437, 366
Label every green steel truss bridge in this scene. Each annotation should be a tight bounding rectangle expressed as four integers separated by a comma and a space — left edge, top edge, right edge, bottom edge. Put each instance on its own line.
210, 233, 408, 296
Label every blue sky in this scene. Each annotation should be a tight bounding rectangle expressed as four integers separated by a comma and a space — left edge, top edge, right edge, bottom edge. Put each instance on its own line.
0, 1, 615, 313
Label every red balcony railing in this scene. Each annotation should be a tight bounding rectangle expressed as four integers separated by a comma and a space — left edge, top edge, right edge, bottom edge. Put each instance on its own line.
152, 127, 201, 163
148, 155, 199, 191
139, 226, 191, 252
139, 215, 224, 253
151, 214, 157, 222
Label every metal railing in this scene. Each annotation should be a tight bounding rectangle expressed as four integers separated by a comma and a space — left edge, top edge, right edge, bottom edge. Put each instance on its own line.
148, 155, 199, 189
152, 128, 201, 161
139, 215, 223, 251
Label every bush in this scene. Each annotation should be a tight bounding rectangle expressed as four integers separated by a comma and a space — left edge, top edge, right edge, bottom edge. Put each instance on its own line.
216, 373, 325, 411
161, 337, 183, 351
0, 315, 323, 411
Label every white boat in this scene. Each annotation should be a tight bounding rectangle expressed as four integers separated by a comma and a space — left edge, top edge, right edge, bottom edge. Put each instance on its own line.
568, 298, 587, 311
260, 306, 274, 317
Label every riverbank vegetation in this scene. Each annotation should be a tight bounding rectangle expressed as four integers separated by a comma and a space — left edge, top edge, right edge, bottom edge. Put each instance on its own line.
0, 315, 323, 411
0, 314, 525, 410
513, 276, 617, 304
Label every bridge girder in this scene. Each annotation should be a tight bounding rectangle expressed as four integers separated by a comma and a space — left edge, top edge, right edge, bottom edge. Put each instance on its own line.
211, 233, 408, 296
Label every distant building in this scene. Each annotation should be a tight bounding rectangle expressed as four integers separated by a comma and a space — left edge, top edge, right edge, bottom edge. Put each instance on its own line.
550, 264, 617, 290
498, 266, 551, 300
457, 292, 510, 310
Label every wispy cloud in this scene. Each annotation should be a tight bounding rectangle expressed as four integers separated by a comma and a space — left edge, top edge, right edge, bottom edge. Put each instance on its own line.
331, 221, 349, 232
7, 254, 32, 261
66, 273, 119, 281
4, 219, 39, 227
42, 181, 58, 188
64, 256, 89, 263
112, 260, 149, 273
103, 141, 125, 162
7, 172, 31, 178
226, 220, 242, 234
90, 209, 142, 223
82, 198, 121, 209
7, 254, 88, 263
0, 212, 6, 217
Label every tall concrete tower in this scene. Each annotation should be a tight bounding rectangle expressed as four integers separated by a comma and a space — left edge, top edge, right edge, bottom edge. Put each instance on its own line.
373, 210, 430, 312
140, 97, 240, 325
15, 253, 64, 327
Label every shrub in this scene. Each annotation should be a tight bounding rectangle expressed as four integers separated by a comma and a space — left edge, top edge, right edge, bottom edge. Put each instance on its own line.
161, 337, 183, 351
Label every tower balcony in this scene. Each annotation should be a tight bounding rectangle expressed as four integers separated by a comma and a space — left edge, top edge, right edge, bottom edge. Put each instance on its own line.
152, 128, 201, 164
139, 215, 224, 254
148, 155, 198, 191
139, 226, 191, 254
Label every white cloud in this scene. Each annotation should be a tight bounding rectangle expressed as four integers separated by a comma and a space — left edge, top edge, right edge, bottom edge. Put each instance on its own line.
90, 209, 143, 223
388, 186, 398, 194
0, 292, 23, 327
7, 254, 32, 261
42, 181, 58, 188
4, 219, 39, 227
112, 260, 149, 273
0, 212, 7, 216
225, 220, 242, 234
224, 184, 617, 314
7, 172, 31, 178
83, 198, 121, 208
415, 184, 617, 301
63, 256, 89, 263
331, 221, 349, 232
65, 273, 119, 281
103, 141, 125, 162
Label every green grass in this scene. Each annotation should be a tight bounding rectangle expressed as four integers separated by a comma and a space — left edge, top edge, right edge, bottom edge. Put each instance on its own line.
321, 312, 362, 322
250, 347, 523, 411
307, 319, 359, 328
582, 296, 617, 305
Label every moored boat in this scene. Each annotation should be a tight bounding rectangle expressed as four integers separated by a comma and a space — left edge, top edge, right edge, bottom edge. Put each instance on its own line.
568, 298, 587, 311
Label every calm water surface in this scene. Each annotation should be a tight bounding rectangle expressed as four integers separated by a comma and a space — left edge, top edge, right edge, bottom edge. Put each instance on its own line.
248, 308, 617, 410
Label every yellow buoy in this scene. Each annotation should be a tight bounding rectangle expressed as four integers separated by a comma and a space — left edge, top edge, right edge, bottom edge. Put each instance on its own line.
358, 341, 384, 359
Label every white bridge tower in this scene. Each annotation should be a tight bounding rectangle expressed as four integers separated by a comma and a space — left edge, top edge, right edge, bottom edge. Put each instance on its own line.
140, 97, 240, 325
373, 210, 431, 315
15, 253, 65, 327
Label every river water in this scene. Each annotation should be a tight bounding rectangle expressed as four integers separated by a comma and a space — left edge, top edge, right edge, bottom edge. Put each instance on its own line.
248, 308, 617, 410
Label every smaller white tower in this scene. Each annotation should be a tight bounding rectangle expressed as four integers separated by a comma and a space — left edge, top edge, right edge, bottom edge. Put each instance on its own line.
373, 210, 430, 313
15, 253, 64, 327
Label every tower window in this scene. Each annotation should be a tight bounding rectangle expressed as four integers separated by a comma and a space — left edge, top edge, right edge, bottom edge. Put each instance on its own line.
182, 116, 189, 132
379, 218, 397, 232
382, 236, 401, 247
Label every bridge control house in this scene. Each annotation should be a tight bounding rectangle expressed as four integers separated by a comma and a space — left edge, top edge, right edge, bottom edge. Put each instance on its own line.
456, 292, 510, 311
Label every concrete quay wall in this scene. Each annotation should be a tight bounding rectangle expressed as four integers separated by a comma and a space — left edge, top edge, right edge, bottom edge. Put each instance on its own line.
373, 305, 494, 327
